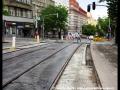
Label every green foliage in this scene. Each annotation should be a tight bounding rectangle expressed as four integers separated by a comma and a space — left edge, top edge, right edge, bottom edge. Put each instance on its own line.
96, 17, 109, 36
3, 10, 9, 16
82, 24, 96, 36
99, 0, 117, 24
39, 5, 68, 32
99, 0, 118, 43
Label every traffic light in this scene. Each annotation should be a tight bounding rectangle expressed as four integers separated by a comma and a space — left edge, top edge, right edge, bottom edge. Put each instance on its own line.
87, 4, 91, 12
92, 2, 96, 10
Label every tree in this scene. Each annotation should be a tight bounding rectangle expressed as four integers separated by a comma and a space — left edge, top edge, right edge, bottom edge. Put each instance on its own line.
3, 5, 10, 16
39, 5, 68, 39
82, 24, 96, 36
99, 0, 118, 44
96, 17, 110, 37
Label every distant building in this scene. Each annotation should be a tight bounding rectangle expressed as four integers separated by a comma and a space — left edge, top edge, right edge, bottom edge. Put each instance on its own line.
32, 0, 55, 17
54, 0, 69, 7
3, 0, 34, 37
87, 12, 97, 26
69, 0, 88, 34
54, 0, 88, 35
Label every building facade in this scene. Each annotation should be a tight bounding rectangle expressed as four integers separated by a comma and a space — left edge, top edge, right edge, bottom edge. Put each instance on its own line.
53, 0, 88, 35
3, 0, 34, 37
68, 0, 88, 34
32, 0, 55, 37
32, 0, 55, 17
87, 12, 97, 26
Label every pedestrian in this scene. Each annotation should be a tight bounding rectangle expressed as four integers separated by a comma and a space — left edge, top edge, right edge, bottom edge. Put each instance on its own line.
75, 32, 81, 43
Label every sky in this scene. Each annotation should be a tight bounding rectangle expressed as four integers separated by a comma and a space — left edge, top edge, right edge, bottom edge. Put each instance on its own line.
77, 0, 108, 20
54, 0, 108, 20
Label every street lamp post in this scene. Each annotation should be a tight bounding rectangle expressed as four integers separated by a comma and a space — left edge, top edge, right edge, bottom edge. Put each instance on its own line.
35, 13, 40, 43
43, 18, 44, 40
108, 18, 111, 40
34, 6, 40, 43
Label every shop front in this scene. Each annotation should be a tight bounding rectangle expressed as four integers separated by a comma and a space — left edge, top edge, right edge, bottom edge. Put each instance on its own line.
4, 21, 34, 38
23, 23, 34, 37
5, 21, 17, 37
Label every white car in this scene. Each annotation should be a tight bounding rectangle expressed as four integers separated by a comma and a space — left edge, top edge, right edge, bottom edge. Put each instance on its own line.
89, 35, 94, 40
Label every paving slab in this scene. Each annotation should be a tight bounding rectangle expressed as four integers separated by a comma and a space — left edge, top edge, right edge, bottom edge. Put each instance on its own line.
55, 44, 100, 90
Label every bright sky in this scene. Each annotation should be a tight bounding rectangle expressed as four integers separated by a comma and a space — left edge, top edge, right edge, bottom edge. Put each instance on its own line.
78, 0, 108, 20
54, 0, 108, 20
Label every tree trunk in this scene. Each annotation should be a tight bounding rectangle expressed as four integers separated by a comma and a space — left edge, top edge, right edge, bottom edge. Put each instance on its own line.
58, 29, 61, 39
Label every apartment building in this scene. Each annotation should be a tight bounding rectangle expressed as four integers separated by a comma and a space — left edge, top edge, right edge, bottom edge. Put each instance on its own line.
68, 0, 88, 34
53, 0, 88, 35
32, 0, 55, 18
3, 0, 34, 37
32, 0, 55, 37
87, 12, 97, 26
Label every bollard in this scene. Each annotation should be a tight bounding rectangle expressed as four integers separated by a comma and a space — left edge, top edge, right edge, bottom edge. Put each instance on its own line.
11, 36, 16, 51
37, 35, 40, 43
61, 35, 63, 40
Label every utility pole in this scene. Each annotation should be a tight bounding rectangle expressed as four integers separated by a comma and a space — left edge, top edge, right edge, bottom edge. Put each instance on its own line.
43, 18, 44, 40
35, 6, 40, 43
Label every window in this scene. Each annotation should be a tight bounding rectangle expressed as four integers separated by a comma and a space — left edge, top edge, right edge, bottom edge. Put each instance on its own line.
16, 8, 21, 17
27, 10, 32, 18
26, 0, 31, 4
24, 0, 27, 3
18, 9, 21, 17
22, 10, 26, 17
16, 0, 21, 2
9, 7, 15, 16
16, 8, 19, 16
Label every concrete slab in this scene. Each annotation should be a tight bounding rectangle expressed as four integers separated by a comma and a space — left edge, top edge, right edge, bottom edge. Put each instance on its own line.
90, 44, 117, 90
55, 44, 99, 90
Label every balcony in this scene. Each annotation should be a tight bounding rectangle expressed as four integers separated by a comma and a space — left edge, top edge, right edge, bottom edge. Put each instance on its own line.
4, 0, 32, 10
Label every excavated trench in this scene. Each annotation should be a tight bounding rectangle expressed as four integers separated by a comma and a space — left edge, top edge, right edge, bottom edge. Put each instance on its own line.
86, 44, 102, 89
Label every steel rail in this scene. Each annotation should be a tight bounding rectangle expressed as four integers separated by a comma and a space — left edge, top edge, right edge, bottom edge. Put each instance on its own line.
3, 42, 51, 54
3, 43, 55, 60
49, 44, 82, 90
2, 43, 72, 88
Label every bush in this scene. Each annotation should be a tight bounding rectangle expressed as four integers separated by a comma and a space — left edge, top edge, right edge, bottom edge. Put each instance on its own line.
82, 24, 96, 36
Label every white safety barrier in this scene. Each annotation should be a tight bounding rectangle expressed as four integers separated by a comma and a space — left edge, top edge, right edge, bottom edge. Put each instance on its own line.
12, 36, 16, 48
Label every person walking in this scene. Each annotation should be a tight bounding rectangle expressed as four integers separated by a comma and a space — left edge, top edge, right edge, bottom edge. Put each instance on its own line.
75, 32, 81, 43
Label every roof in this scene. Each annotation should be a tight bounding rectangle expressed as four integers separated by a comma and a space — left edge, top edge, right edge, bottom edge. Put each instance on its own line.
69, 0, 87, 17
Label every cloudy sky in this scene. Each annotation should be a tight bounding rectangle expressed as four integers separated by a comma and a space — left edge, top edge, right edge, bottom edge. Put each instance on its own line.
54, 0, 108, 20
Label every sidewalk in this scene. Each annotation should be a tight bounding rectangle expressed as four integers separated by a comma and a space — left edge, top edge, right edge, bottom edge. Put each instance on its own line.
90, 41, 117, 90
2, 37, 57, 50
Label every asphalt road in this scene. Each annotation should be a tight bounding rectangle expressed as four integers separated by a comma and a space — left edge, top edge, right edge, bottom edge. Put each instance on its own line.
3, 42, 80, 90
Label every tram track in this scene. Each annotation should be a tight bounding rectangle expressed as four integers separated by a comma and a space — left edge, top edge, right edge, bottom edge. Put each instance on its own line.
3, 43, 73, 88
52, 44, 103, 90
3, 43, 55, 60
3, 43, 103, 90
3, 42, 51, 54
3, 42, 46, 50
49, 44, 81, 90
